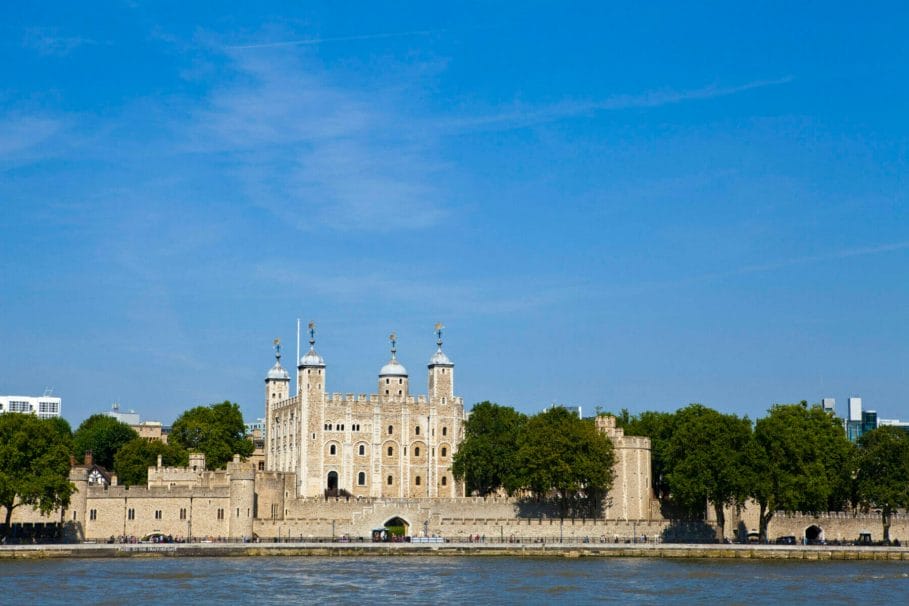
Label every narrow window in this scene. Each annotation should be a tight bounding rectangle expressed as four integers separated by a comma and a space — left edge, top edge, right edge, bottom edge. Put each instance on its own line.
442, 476, 448, 486
387, 475, 393, 485
358, 472, 366, 486
358, 444, 365, 456
387, 446, 394, 456
415, 426, 420, 435
441, 447, 447, 457
442, 427, 447, 436
330, 444, 337, 455
414, 447, 421, 457
388, 425, 393, 435
415, 476, 421, 486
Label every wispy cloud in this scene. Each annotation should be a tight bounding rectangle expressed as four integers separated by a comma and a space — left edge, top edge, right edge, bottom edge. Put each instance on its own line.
602, 239, 909, 299
442, 76, 795, 132
225, 28, 444, 50
186, 49, 449, 231
22, 28, 99, 56
0, 113, 64, 161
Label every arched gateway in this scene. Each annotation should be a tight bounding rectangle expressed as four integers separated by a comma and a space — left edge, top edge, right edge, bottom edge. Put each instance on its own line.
805, 525, 825, 544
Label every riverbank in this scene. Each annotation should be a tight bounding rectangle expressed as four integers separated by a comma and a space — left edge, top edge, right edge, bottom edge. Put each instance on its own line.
2, 541, 909, 560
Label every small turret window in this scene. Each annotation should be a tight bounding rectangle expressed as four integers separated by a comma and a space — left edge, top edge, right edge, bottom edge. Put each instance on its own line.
399, 378, 403, 384
442, 476, 448, 486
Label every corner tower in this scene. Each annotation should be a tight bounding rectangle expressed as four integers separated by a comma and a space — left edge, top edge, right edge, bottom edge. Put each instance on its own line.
427, 323, 454, 401
298, 321, 326, 398
264, 339, 290, 471
379, 332, 409, 399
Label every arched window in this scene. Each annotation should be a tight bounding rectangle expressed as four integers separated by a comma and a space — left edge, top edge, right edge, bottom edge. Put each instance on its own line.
414, 447, 421, 457
387, 446, 394, 456
329, 444, 337, 455
399, 378, 403, 384
415, 476, 421, 486
388, 425, 393, 435
357, 471, 366, 486
358, 444, 365, 456
441, 447, 447, 457
386, 378, 390, 384
415, 426, 420, 435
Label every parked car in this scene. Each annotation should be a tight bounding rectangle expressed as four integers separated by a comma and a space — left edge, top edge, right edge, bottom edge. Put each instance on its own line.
775, 535, 797, 545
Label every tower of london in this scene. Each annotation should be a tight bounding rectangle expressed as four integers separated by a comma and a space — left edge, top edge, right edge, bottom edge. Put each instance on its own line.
264, 324, 465, 499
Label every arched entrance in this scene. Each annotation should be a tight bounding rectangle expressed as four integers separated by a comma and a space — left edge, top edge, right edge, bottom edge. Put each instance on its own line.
805, 525, 825, 544
384, 516, 410, 538
326, 471, 338, 495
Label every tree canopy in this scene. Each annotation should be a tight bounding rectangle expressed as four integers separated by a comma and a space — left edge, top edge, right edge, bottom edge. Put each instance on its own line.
451, 401, 526, 496
169, 401, 253, 469
855, 426, 909, 542
510, 407, 615, 516
0, 413, 75, 537
113, 438, 189, 487
749, 402, 854, 541
664, 404, 752, 539
73, 414, 138, 470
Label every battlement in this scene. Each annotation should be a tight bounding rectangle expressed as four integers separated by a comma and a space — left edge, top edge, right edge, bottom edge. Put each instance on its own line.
85, 484, 230, 499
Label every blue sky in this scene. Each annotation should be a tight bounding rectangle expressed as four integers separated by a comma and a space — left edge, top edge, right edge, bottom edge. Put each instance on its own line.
2, 2, 907, 426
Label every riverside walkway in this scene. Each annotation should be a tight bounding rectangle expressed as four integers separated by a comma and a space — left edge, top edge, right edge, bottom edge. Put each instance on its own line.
2, 542, 908, 560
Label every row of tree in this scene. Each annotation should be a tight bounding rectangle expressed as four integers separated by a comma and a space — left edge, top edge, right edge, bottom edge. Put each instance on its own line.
617, 402, 909, 541
453, 400, 909, 542
452, 403, 616, 516
0, 401, 253, 537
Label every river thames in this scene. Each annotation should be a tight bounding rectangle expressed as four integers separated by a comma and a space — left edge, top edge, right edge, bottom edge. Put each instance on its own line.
2, 555, 907, 604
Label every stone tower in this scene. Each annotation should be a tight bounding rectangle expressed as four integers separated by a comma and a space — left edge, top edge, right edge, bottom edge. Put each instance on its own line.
378, 332, 409, 400
427, 323, 454, 403
263, 340, 290, 471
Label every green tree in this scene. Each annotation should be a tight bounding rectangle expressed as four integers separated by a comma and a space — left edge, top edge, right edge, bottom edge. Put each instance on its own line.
113, 438, 189, 487
452, 402, 526, 496
749, 402, 854, 542
0, 413, 75, 537
855, 426, 909, 543
169, 401, 253, 469
73, 414, 138, 470
664, 404, 752, 540
510, 407, 615, 516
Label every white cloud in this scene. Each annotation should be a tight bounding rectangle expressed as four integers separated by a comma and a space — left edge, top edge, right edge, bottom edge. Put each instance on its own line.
188, 50, 449, 231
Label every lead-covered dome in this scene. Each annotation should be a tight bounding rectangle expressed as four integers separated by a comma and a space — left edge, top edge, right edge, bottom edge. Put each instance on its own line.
266, 363, 290, 380
379, 332, 408, 377
379, 359, 408, 377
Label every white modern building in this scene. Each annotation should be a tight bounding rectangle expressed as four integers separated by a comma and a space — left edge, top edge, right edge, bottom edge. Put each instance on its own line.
0, 394, 62, 419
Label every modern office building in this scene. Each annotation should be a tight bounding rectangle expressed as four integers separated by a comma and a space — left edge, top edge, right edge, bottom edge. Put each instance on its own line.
0, 394, 62, 419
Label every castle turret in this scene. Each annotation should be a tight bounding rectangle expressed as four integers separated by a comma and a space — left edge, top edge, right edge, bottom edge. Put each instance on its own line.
264, 340, 290, 471
427, 323, 454, 402
227, 454, 255, 540
379, 332, 409, 399
298, 322, 326, 397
